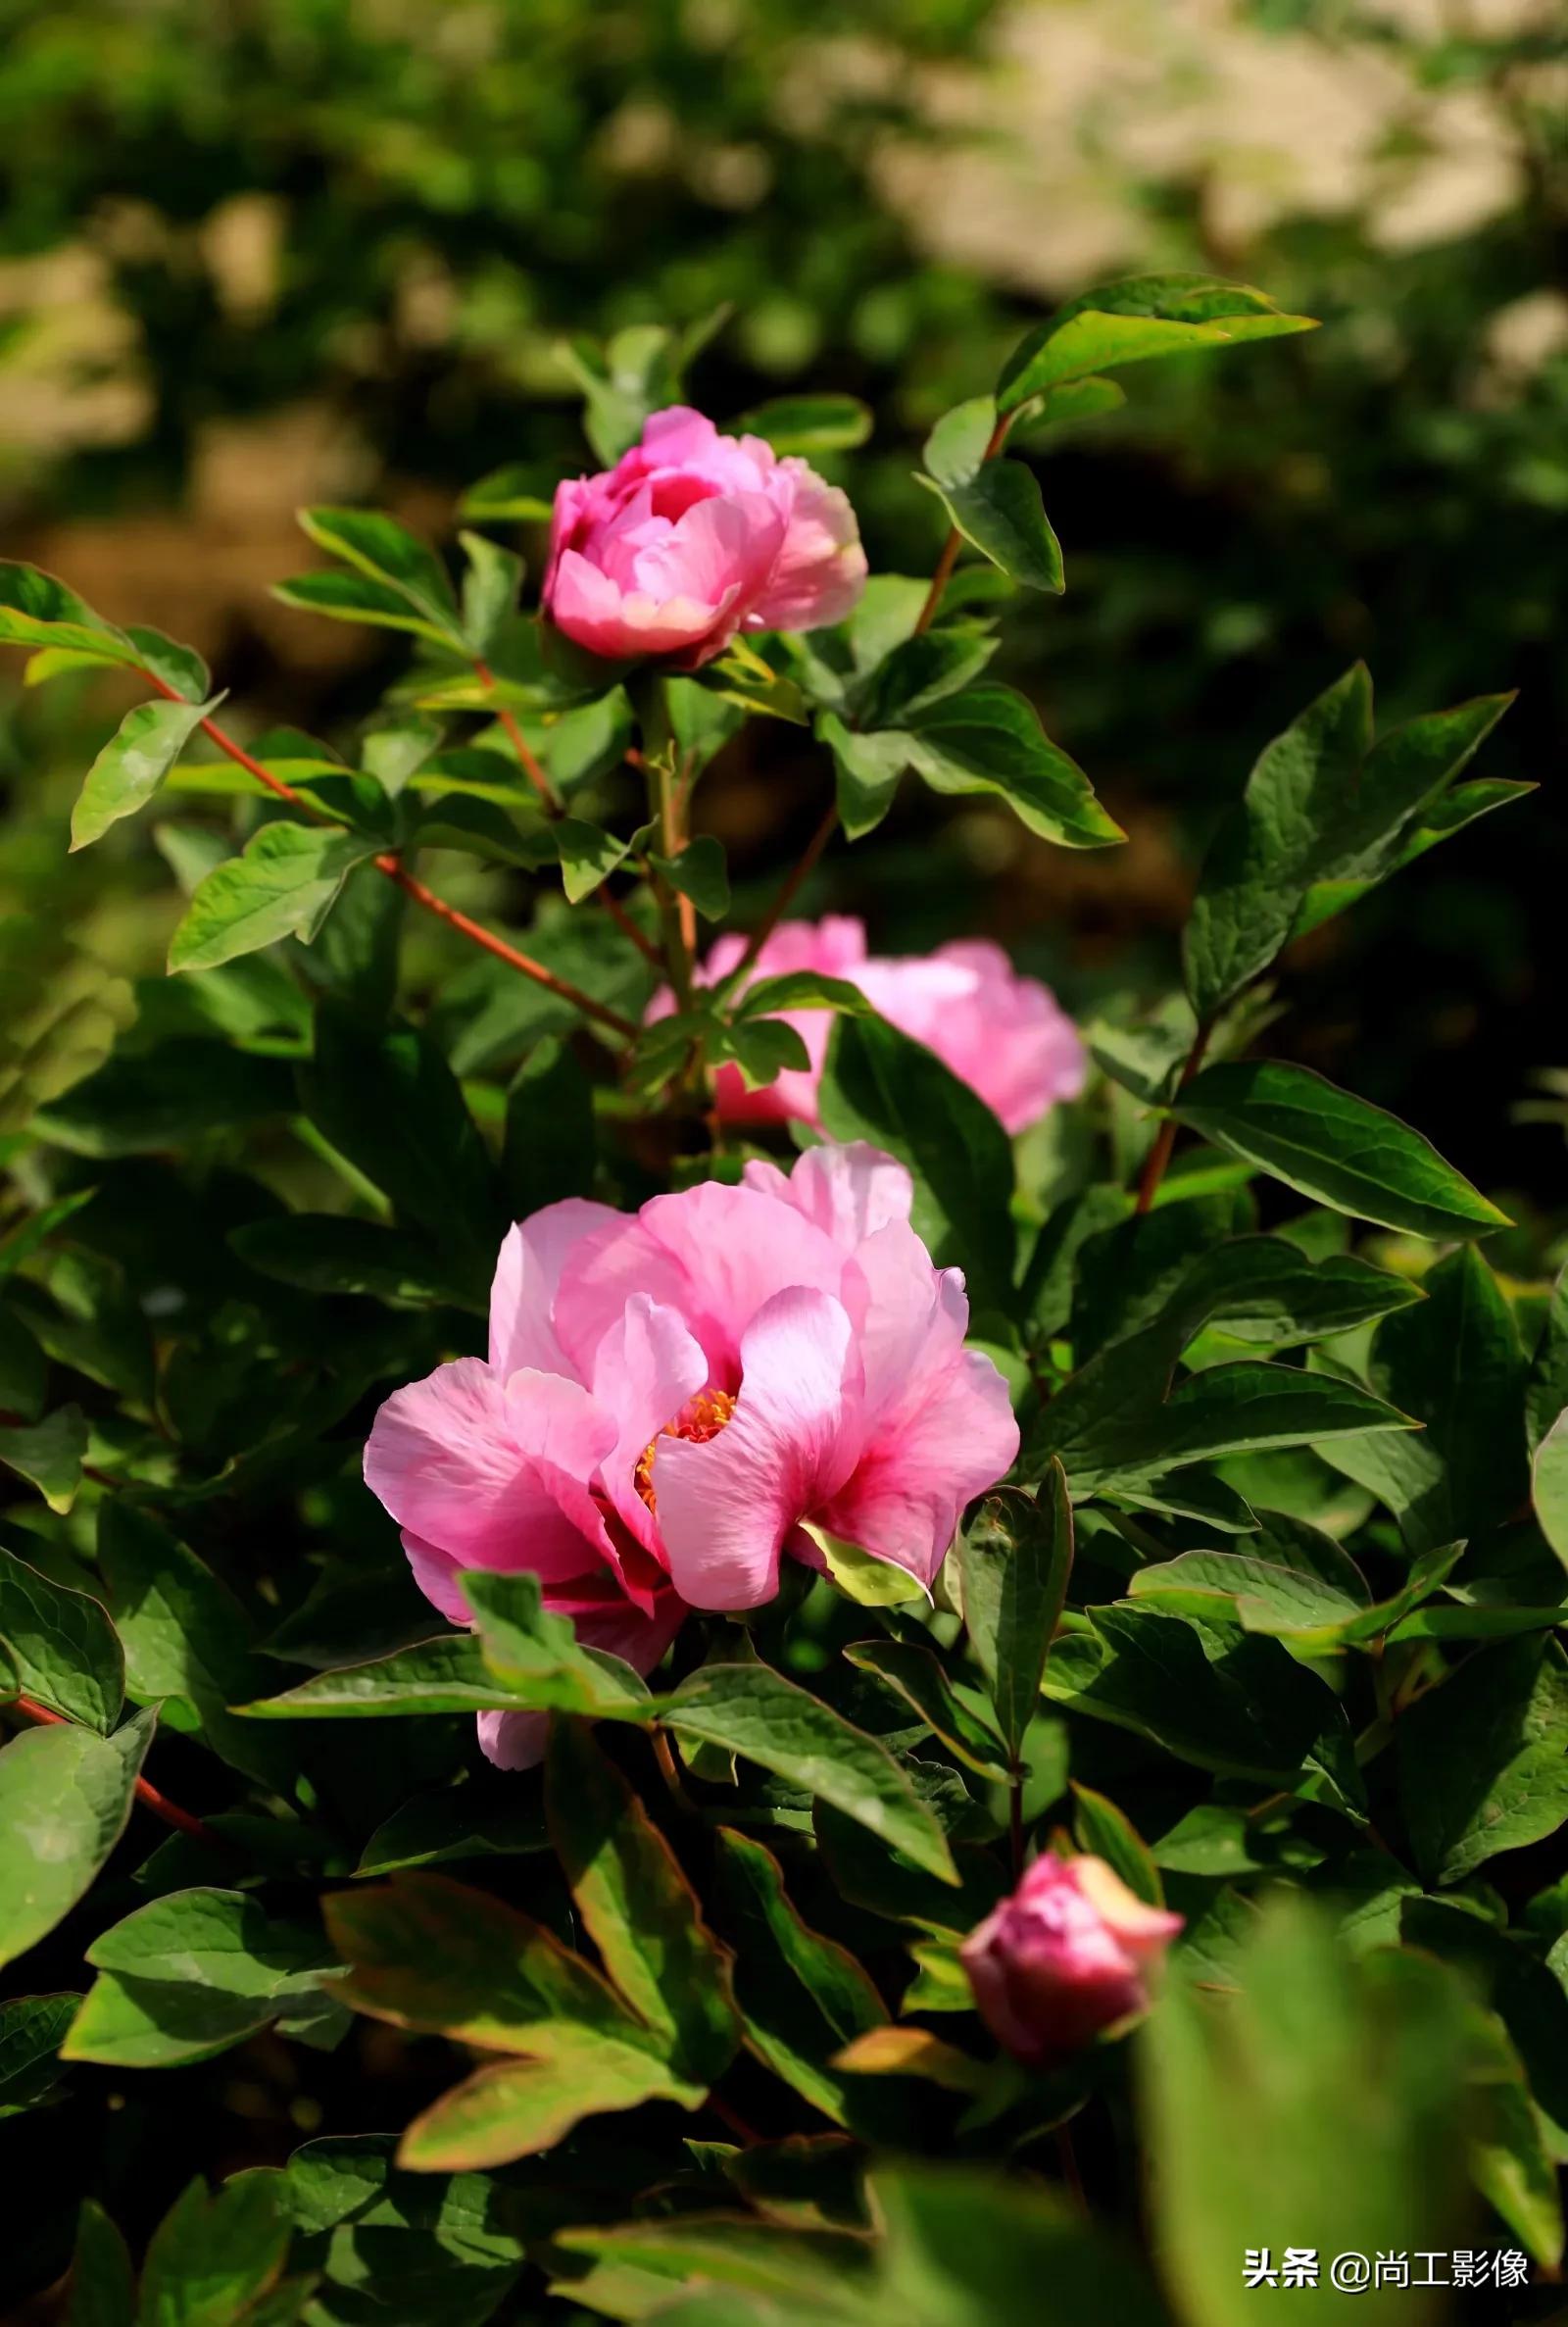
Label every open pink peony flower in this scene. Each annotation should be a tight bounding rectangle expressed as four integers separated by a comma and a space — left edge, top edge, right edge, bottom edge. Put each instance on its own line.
650, 916, 1087, 1134
364, 1144, 1018, 1768
961, 1855, 1183, 2067
543, 407, 866, 668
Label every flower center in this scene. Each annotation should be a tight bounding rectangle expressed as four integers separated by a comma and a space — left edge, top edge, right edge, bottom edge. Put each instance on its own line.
634, 1386, 737, 1514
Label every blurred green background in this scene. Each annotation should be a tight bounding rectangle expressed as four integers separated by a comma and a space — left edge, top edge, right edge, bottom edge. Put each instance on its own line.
1, 0, 1563, 1221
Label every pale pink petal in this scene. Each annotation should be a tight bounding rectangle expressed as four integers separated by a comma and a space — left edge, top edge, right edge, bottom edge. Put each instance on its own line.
365, 1359, 616, 1583
400, 1530, 471, 1626
747, 1142, 914, 1253
657, 1289, 863, 1611
549, 548, 727, 661
590, 1295, 710, 1553
477, 1709, 549, 1771
750, 465, 867, 633
818, 1343, 1019, 1591
635, 1183, 858, 1380
489, 1200, 621, 1380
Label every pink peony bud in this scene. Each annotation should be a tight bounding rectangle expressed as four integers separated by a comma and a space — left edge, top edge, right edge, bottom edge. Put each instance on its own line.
543, 407, 866, 668
960, 1855, 1183, 2067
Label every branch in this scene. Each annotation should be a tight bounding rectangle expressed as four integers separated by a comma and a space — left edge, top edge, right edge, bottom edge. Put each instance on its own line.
10, 1695, 226, 1852
1134, 1017, 1213, 1213
729, 799, 841, 984
139, 669, 636, 1039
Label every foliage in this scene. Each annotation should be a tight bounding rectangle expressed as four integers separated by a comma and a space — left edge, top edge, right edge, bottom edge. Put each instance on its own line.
0, 254, 1563, 2327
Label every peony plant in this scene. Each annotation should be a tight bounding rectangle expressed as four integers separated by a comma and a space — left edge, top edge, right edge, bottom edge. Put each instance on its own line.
0, 275, 1561, 2324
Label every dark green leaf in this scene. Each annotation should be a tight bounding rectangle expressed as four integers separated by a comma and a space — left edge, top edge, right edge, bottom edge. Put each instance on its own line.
546, 1719, 740, 2085
1397, 1637, 1568, 1886
843, 1640, 1010, 1778
915, 463, 1063, 595
0, 563, 140, 668
958, 1473, 1073, 1760
906, 686, 1123, 849
653, 1662, 956, 1883
0, 1405, 88, 1512
65, 2199, 135, 2327
1174, 1060, 1507, 1239
0, 1992, 78, 2116
732, 396, 872, 454
650, 836, 730, 919
0, 1548, 122, 1731
297, 507, 464, 646
818, 1011, 1015, 1312
136, 2172, 292, 2327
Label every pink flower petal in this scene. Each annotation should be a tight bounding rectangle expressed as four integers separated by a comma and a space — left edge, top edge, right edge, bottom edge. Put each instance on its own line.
745, 1142, 914, 1252
589, 1294, 710, 1553
489, 1199, 620, 1380
365, 1358, 616, 1584
656, 1288, 863, 1610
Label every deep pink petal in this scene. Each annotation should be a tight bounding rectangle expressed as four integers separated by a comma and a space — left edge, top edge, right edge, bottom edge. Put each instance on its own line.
656, 1289, 862, 1611
590, 1294, 710, 1553
818, 1343, 1019, 1590
635, 1183, 859, 1381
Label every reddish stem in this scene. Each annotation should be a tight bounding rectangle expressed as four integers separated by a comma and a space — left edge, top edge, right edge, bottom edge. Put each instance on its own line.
474, 660, 558, 810
707, 2092, 763, 2148
11, 1696, 224, 1851
1134, 1017, 1213, 1214
139, 669, 635, 1038
730, 800, 841, 983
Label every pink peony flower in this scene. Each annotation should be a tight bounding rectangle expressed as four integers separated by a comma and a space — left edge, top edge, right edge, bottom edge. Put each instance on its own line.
961, 1855, 1183, 2067
364, 1144, 1018, 1768
650, 916, 1087, 1135
543, 407, 866, 668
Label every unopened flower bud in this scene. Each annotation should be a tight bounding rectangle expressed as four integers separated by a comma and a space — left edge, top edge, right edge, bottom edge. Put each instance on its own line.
960, 1854, 1182, 2067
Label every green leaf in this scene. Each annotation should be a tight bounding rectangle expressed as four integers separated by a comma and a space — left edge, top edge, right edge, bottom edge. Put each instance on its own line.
1174, 1059, 1508, 1239
136, 2172, 292, 2327
653, 1662, 956, 1883
0, 1708, 156, 1971
0, 1304, 46, 1419
1182, 666, 1374, 1018
816, 716, 910, 840
65, 2198, 135, 2327
97, 1503, 286, 1788
554, 815, 630, 902
35, 1041, 295, 1158
501, 1036, 596, 1218
868, 2162, 1165, 2327
0, 1549, 122, 1732
1031, 1357, 1412, 1493
229, 1215, 482, 1310
906, 686, 1123, 849
1071, 1784, 1165, 1906
1321, 1245, 1526, 1552
296, 1010, 505, 1293
818, 1011, 1015, 1312
649, 835, 730, 919
959, 1471, 1074, 1760
297, 507, 465, 648
70, 696, 219, 852
0, 1405, 88, 1512
923, 396, 999, 486
237, 1632, 555, 1719
545, 1719, 740, 2085
272, 569, 465, 649
710, 1827, 885, 2127
1142, 1899, 1469, 2327
323, 1867, 653, 2044
731, 396, 872, 454
1466, 2007, 1565, 2272
64, 1887, 339, 2068
0, 1991, 79, 2116
355, 1788, 549, 1876
1042, 1604, 1355, 1789
0, 563, 140, 668
1534, 1409, 1568, 1577
843, 1640, 1010, 1778
998, 272, 1317, 415
1397, 1637, 1568, 1886
1128, 1548, 1366, 1640
915, 464, 1063, 594
169, 823, 378, 973
457, 529, 522, 658
398, 2043, 687, 2173
464, 1570, 655, 1715
285, 2131, 526, 2319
